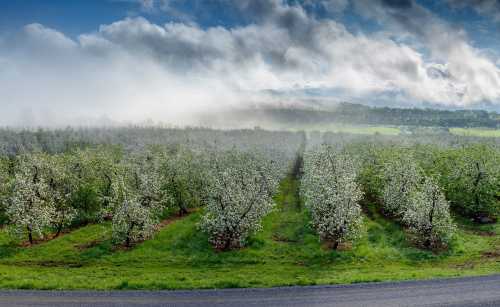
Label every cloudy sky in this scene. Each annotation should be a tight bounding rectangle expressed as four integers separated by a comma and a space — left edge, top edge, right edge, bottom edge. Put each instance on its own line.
1, 0, 500, 126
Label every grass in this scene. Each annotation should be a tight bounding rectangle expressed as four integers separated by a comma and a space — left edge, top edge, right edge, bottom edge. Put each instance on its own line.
450, 128, 500, 138
284, 124, 401, 135
0, 175, 498, 290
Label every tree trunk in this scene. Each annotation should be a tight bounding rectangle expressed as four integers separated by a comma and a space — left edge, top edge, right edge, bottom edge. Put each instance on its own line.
179, 205, 188, 216
55, 223, 63, 238
125, 221, 136, 247
27, 226, 33, 245
424, 239, 431, 249
223, 237, 232, 251
473, 162, 483, 217
423, 189, 437, 249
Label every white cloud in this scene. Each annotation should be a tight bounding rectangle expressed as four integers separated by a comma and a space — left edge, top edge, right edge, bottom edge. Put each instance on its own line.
352, 0, 500, 105
0, 0, 500, 126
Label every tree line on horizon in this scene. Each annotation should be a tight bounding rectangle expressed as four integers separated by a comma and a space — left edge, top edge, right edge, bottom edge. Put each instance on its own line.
244, 102, 500, 128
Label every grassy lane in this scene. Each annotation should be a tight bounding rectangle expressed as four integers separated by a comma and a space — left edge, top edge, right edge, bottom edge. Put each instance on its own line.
0, 172, 498, 289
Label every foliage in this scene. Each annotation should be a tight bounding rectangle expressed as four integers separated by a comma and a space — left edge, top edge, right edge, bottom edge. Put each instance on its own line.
403, 177, 456, 248
111, 151, 168, 246
6, 154, 55, 244
65, 149, 109, 224
112, 197, 157, 247
302, 146, 364, 249
124, 150, 169, 214
0, 127, 496, 256
44, 154, 77, 236
382, 153, 422, 217
444, 145, 499, 220
80, 147, 123, 220
0, 127, 496, 289
199, 150, 277, 250
161, 147, 206, 215
0, 158, 11, 225
222, 103, 500, 128
341, 139, 499, 223
0, 170, 497, 290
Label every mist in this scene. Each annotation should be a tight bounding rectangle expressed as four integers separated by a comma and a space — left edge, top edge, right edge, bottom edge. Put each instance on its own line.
1, 0, 500, 127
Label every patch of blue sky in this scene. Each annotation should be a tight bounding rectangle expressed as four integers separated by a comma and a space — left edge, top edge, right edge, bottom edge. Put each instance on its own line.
0, 0, 135, 37
418, 0, 500, 53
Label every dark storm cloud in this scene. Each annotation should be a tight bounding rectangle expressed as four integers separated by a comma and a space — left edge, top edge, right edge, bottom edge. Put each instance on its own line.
355, 0, 431, 36
354, 0, 463, 55
99, 0, 334, 74
234, 0, 319, 49
380, 0, 413, 9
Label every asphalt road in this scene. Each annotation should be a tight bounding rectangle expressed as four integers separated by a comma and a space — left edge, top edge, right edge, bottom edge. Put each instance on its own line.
0, 275, 499, 307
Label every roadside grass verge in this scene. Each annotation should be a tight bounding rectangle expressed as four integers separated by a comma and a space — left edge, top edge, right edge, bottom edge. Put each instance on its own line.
0, 174, 498, 290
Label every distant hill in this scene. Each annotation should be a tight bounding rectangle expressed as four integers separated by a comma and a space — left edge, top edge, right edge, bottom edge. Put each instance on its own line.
198, 103, 500, 129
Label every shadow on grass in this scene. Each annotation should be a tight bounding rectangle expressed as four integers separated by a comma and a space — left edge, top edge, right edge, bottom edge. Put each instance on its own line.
0, 242, 19, 258
452, 211, 498, 235
77, 239, 115, 262
361, 201, 455, 263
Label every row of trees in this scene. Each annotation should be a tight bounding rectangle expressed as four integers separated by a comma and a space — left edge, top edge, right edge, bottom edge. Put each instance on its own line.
0, 127, 305, 159
352, 143, 499, 222
1, 129, 497, 251
425, 145, 499, 222
2, 153, 89, 243
310, 129, 500, 222
0, 147, 210, 245
301, 141, 497, 250
261, 103, 500, 128
350, 141, 498, 248
0, 145, 286, 249
382, 155, 455, 248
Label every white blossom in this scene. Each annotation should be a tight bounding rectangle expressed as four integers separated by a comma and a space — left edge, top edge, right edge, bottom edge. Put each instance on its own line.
161, 147, 207, 215
112, 197, 156, 246
111, 151, 168, 246
199, 150, 277, 250
0, 158, 11, 223
44, 154, 77, 236
6, 154, 55, 244
403, 177, 456, 248
382, 154, 422, 217
448, 145, 499, 220
302, 146, 364, 249
126, 150, 169, 214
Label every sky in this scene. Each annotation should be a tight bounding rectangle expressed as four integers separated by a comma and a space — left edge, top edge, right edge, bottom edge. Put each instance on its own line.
1, 0, 500, 126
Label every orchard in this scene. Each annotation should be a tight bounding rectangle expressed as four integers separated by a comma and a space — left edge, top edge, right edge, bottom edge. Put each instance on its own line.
0, 127, 497, 253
